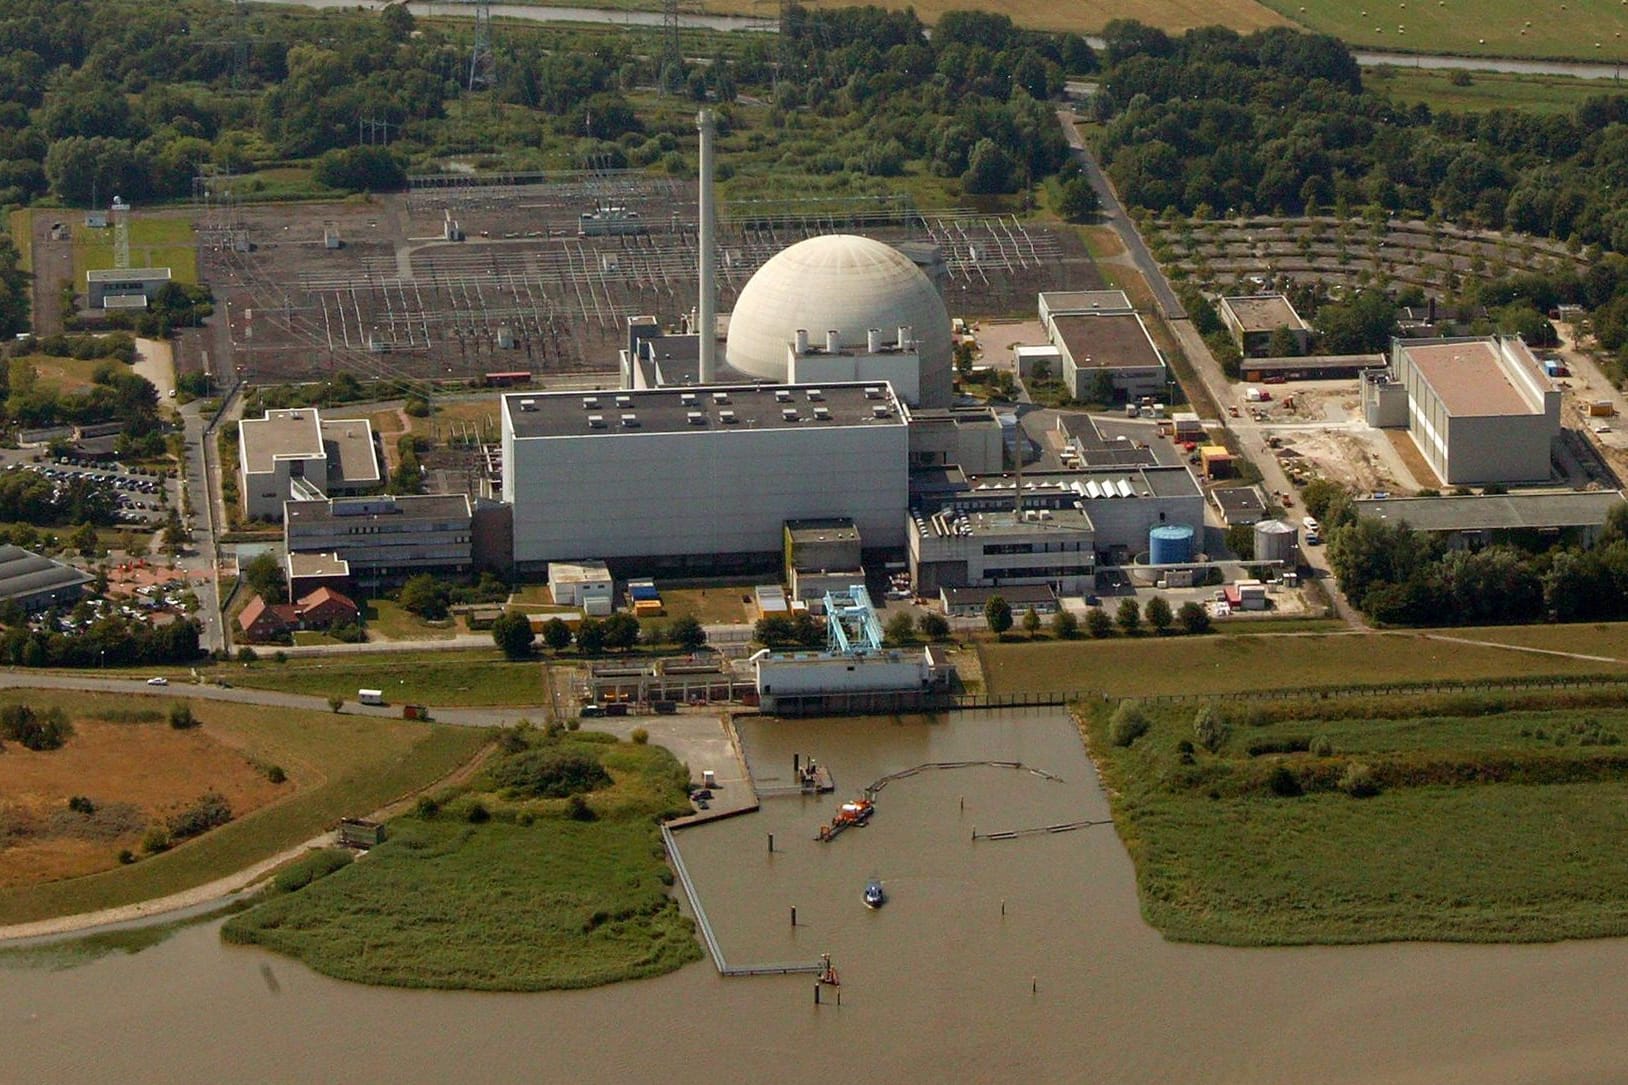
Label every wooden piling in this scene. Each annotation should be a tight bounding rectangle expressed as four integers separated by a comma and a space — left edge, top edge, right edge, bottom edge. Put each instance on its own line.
768, 833, 774, 853
791, 905, 797, 926
814, 983, 821, 1005
1001, 898, 1006, 917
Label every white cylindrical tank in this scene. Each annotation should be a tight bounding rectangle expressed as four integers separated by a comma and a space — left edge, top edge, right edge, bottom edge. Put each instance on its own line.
1254, 519, 1299, 564
867, 328, 882, 352
794, 328, 809, 354
826, 329, 841, 353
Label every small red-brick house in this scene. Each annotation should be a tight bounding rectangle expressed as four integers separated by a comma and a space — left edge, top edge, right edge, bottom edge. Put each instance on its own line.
294, 586, 360, 629
238, 595, 301, 641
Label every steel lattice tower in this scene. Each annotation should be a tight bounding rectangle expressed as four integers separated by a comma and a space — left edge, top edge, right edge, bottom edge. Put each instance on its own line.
468, 1, 496, 91
661, 0, 684, 94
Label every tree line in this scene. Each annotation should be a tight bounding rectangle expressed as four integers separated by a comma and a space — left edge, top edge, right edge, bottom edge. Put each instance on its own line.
0, 614, 201, 668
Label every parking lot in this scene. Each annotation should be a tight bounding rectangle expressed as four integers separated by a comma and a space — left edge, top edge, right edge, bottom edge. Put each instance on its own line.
6, 458, 171, 527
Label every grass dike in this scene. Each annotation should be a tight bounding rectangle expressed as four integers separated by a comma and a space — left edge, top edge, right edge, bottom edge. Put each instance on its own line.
1084, 687, 1628, 945
221, 725, 704, 990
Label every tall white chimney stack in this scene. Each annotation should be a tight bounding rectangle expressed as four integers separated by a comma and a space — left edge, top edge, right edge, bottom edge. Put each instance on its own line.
697, 109, 718, 384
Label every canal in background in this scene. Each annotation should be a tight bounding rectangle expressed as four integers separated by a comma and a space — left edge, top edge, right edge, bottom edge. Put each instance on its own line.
6, 710, 1628, 1083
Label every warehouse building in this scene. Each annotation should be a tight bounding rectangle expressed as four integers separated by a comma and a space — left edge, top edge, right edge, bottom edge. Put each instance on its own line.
1038, 290, 1169, 400
1362, 337, 1560, 485
501, 383, 909, 569
238, 408, 381, 520
1219, 294, 1310, 358
1352, 491, 1625, 550
0, 545, 93, 612
284, 493, 472, 585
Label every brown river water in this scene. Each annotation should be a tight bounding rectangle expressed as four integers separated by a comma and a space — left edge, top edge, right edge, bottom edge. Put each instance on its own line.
5, 710, 1628, 1084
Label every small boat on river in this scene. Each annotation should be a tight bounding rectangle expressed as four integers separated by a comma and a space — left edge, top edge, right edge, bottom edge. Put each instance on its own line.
864, 878, 886, 909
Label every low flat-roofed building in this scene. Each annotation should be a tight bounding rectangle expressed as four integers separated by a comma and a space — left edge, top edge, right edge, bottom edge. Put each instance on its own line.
0, 545, 93, 612
785, 519, 862, 575
502, 382, 909, 568
905, 404, 1003, 475
1240, 354, 1383, 382
549, 560, 614, 615
1352, 490, 1624, 549
1038, 290, 1133, 324
940, 582, 1058, 617
1054, 414, 1160, 469
238, 408, 380, 520
1043, 306, 1168, 401
87, 267, 171, 309
908, 502, 1095, 595
1220, 294, 1310, 357
1363, 336, 1560, 485
286, 551, 351, 599
1212, 484, 1267, 525
284, 493, 472, 585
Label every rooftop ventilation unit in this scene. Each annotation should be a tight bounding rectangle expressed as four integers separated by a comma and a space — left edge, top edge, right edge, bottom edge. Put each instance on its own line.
686, 410, 706, 425
871, 405, 891, 419
712, 391, 730, 404
587, 414, 606, 428
615, 394, 633, 408
775, 389, 793, 403
518, 399, 537, 412
864, 386, 883, 399
806, 389, 823, 401
582, 396, 599, 409
719, 409, 737, 423
782, 408, 799, 421
813, 406, 832, 420
620, 412, 640, 428
680, 392, 697, 406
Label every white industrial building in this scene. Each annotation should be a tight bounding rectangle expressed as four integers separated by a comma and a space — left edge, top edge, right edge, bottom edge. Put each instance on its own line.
87, 267, 171, 310
501, 383, 910, 568
238, 408, 380, 520
1363, 337, 1560, 485
549, 560, 615, 615
908, 465, 1205, 592
283, 494, 472, 584
1038, 290, 1169, 400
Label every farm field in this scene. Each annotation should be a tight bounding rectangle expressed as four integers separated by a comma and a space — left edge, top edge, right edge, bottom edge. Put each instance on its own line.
223, 730, 701, 989
980, 630, 1628, 696
223, 650, 549, 706
1372, 68, 1614, 114
1085, 688, 1628, 943
0, 691, 489, 925
1261, 0, 1628, 60
72, 216, 198, 287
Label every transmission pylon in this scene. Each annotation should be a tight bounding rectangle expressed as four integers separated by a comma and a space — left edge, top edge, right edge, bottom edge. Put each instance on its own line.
468, 1, 496, 91
661, 0, 684, 94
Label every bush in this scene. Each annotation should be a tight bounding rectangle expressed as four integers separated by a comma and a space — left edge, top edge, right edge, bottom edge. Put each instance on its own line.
1109, 701, 1150, 747
1309, 735, 1335, 757
68, 795, 96, 814
328, 695, 343, 713
1192, 704, 1229, 753
141, 824, 171, 853
631, 727, 649, 745
414, 795, 440, 818
272, 848, 354, 894
117, 848, 136, 865
0, 704, 72, 750
918, 613, 951, 641
167, 791, 233, 840
566, 793, 596, 821
466, 801, 491, 824
1340, 761, 1380, 797
237, 646, 259, 663
266, 764, 287, 784
168, 702, 199, 729
485, 747, 612, 798
1266, 764, 1303, 797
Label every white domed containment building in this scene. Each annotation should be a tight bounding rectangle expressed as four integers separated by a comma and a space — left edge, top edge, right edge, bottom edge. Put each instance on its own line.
724, 234, 954, 408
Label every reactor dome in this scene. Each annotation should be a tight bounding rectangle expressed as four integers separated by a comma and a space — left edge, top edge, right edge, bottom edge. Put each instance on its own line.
724, 234, 953, 407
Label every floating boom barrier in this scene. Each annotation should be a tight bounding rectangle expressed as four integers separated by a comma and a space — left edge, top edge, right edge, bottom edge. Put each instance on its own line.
864, 761, 1065, 798
972, 818, 1113, 841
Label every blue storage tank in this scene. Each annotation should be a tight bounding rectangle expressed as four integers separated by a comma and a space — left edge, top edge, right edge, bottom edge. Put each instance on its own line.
1149, 524, 1195, 565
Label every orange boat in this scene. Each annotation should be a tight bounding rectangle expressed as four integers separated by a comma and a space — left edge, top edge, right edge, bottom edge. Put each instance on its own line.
816, 797, 874, 842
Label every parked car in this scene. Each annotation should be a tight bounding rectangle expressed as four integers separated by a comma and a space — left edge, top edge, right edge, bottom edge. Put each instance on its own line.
146, 676, 168, 686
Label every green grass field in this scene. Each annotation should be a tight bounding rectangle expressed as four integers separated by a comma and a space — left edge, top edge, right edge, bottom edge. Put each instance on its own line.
1264, 0, 1628, 61
224, 650, 548, 706
1372, 67, 1616, 113
1086, 689, 1628, 943
222, 731, 702, 990
364, 598, 459, 641
980, 630, 1628, 697
0, 692, 491, 925
72, 216, 198, 287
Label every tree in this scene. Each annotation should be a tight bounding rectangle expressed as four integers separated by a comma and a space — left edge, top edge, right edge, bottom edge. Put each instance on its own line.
885, 611, 918, 645
542, 617, 573, 652
1225, 523, 1256, 560
985, 595, 1013, 636
399, 574, 449, 620
1057, 174, 1099, 223
918, 612, 951, 641
327, 695, 343, 713
1051, 608, 1079, 639
1177, 601, 1211, 635
168, 702, 199, 730
491, 611, 535, 660
602, 612, 640, 651
1266, 326, 1301, 357
670, 615, 706, 652
755, 614, 795, 647
1086, 607, 1115, 638
1314, 291, 1397, 354
1021, 606, 1042, 638
1144, 595, 1173, 634
575, 617, 606, 655
1116, 598, 1141, 635
380, 1, 415, 39
1109, 700, 1151, 746
1192, 704, 1229, 752
243, 552, 285, 603
962, 138, 1016, 195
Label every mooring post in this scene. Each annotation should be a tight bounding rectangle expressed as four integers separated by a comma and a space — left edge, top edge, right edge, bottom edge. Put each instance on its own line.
768, 832, 774, 853
837, 988, 842, 1006
971, 825, 976, 841
960, 795, 965, 813
1032, 976, 1038, 994
791, 905, 797, 926
814, 983, 821, 1005
1001, 898, 1007, 917
794, 753, 800, 775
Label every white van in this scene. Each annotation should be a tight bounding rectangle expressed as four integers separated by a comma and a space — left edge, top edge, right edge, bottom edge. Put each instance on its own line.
358, 689, 385, 706
1302, 516, 1320, 534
